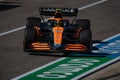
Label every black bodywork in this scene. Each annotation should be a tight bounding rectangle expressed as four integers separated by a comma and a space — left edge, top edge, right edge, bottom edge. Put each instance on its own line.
24, 7, 92, 53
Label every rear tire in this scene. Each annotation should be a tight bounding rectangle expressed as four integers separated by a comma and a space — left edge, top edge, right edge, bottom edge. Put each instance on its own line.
26, 17, 41, 28
76, 19, 90, 30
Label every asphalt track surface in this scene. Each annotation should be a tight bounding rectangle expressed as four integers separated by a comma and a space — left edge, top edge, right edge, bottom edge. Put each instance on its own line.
0, 0, 120, 80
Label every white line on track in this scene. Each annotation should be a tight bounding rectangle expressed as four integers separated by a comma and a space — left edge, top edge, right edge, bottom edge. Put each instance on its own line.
0, 26, 25, 36
11, 57, 67, 80
78, 0, 107, 10
12, 33, 120, 80
71, 33, 120, 80
72, 56, 120, 80
0, 0, 108, 37
11, 0, 108, 79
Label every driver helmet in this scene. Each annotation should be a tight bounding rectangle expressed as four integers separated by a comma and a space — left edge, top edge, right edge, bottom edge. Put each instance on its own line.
54, 10, 63, 18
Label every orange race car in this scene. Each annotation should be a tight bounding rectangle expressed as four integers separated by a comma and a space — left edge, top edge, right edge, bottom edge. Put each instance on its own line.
23, 7, 92, 55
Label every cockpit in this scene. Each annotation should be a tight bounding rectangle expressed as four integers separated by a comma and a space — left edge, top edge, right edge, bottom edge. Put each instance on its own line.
47, 19, 69, 28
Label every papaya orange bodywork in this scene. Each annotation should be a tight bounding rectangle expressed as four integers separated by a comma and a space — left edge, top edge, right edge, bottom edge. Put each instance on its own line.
53, 26, 64, 45
65, 44, 87, 51
24, 8, 91, 52
31, 18, 86, 51
34, 26, 43, 36
31, 42, 50, 50
50, 18, 64, 45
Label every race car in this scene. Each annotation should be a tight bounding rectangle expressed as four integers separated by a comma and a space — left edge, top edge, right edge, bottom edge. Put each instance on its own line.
23, 7, 92, 54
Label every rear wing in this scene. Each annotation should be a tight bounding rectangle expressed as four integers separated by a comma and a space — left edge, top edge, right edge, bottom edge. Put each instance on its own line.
39, 7, 78, 17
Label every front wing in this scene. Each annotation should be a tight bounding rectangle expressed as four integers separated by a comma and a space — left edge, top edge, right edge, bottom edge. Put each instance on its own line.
26, 42, 87, 52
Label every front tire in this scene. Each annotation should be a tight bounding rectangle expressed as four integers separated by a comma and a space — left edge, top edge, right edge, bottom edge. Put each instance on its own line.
79, 29, 92, 53
24, 17, 41, 52
23, 27, 35, 52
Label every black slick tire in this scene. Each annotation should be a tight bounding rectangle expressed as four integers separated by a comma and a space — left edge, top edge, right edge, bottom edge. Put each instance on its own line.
26, 17, 41, 28
76, 19, 90, 30
79, 29, 92, 53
